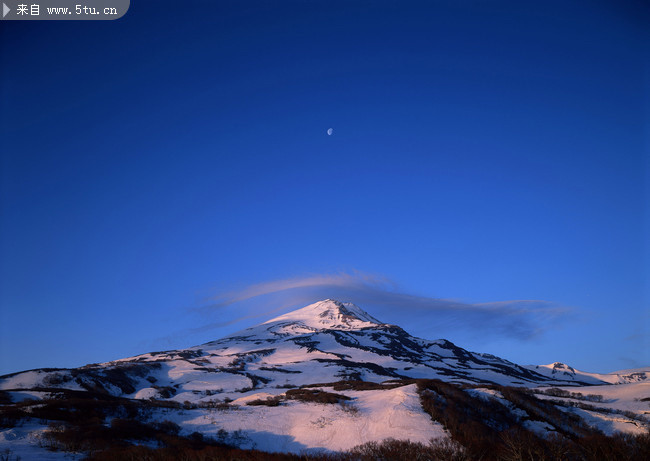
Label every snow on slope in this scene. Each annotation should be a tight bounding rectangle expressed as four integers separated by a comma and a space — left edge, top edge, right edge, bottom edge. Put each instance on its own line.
0, 421, 83, 460
533, 381, 650, 436
525, 362, 650, 385
261, 300, 382, 332
164, 383, 447, 454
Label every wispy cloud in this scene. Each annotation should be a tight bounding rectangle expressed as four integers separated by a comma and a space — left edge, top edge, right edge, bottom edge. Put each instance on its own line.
190, 271, 568, 341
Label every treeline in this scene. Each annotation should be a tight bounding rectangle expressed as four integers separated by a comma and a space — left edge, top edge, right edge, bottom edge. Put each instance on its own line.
536, 387, 604, 402
416, 379, 650, 460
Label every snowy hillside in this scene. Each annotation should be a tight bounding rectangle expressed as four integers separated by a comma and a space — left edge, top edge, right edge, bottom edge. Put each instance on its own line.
1, 300, 648, 460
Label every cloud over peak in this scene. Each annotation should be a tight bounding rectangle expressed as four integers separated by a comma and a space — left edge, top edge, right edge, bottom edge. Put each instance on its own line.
191, 271, 568, 341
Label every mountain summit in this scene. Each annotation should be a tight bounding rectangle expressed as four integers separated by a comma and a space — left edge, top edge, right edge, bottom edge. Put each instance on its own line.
261, 299, 383, 332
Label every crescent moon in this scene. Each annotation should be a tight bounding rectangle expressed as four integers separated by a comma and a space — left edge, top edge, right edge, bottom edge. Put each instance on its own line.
327, 128, 333, 135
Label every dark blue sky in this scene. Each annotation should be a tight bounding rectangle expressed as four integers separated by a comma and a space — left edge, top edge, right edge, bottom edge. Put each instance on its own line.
1, 0, 648, 375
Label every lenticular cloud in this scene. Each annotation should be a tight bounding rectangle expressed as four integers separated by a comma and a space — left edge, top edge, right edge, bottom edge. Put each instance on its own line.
194, 271, 567, 340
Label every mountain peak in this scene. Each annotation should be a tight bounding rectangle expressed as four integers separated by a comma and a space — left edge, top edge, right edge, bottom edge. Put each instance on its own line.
263, 299, 383, 331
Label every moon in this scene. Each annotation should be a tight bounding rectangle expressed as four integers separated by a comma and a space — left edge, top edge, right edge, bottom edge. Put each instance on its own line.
327, 128, 333, 136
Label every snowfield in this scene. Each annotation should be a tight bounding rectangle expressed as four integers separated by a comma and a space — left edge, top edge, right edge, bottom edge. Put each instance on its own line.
166, 384, 448, 454
0, 422, 83, 460
532, 381, 650, 436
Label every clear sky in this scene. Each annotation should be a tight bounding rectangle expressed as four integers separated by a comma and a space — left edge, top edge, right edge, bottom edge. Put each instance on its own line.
1, 0, 648, 376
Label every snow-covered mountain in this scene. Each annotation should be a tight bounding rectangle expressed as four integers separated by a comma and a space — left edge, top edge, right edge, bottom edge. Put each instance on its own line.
1, 300, 648, 459
1, 300, 644, 402
524, 362, 650, 385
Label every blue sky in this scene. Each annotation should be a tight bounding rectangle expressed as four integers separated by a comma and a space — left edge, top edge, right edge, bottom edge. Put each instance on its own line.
1, 0, 648, 375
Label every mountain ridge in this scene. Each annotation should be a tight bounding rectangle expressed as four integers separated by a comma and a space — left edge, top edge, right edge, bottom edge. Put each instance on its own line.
3, 299, 636, 400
